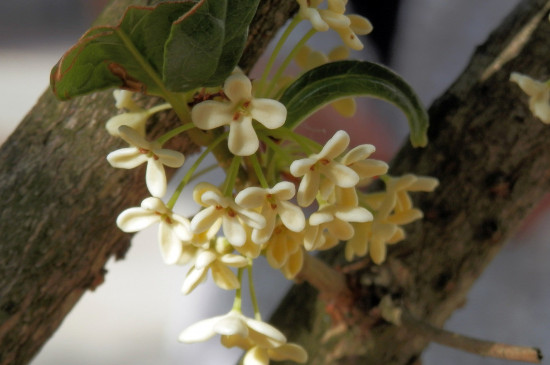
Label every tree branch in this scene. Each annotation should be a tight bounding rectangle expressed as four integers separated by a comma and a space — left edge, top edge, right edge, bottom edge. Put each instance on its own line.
399, 310, 542, 364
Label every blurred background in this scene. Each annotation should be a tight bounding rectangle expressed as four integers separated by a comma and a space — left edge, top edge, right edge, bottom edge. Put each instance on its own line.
1, 0, 549, 364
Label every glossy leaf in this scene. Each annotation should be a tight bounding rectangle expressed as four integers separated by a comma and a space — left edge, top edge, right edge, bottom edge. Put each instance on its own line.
279, 60, 429, 147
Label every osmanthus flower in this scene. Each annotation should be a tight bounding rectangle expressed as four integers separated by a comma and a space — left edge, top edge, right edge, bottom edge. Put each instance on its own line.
304, 187, 372, 251
345, 174, 439, 263
510, 72, 550, 124
221, 333, 308, 365
181, 238, 249, 294
265, 224, 305, 279
179, 310, 286, 349
190, 182, 266, 247
340, 144, 389, 186
296, 0, 372, 50
107, 125, 185, 198
191, 72, 287, 156
234, 226, 264, 259
290, 130, 359, 207
106, 90, 171, 137
176, 219, 221, 265
235, 182, 306, 245
116, 197, 192, 265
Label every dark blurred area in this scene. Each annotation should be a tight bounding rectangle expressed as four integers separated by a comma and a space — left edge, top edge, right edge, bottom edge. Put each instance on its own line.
350, 0, 402, 64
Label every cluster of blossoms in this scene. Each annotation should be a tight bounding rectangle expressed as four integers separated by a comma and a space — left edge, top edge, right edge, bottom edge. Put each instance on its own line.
102, 1, 438, 363
296, 0, 373, 50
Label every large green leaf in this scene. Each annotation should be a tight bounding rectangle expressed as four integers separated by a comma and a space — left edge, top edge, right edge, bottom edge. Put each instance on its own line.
163, 0, 259, 90
279, 61, 429, 147
50, 0, 259, 101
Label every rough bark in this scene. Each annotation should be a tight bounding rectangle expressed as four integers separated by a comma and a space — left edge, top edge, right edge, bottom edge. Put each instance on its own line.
0, 0, 296, 364
270, 0, 550, 364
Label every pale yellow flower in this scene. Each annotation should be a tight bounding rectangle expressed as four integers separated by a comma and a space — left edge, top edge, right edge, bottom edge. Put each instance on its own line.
181, 238, 249, 294
296, 0, 372, 50
190, 182, 266, 247
265, 225, 305, 279
116, 197, 191, 265
510, 72, 550, 124
106, 90, 171, 136
179, 310, 286, 348
107, 125, 185, 197
340, 144, 389, 186
191, 73, 287, 156
290, 130, 359, 207
236, 182, 306, 244
220, 319, 308, 364
345, 174, 438, 263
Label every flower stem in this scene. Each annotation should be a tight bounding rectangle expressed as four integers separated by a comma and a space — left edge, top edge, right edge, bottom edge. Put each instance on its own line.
270, 127, 321, 154
264, 27, 317, 98
232, 268, 244, 312
249, 154, 269, 189
256, 16, 302, 97
223, 155, 242, 197
166, 132, 227, 209
156, 123, 196, 146
247, 262, 262, 321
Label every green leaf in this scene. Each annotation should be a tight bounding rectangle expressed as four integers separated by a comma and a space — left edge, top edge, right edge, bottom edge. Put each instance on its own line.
163, 0, 260, 90
50, 0, 259, 100
279, 60, 429, 147
51, 2, 193, 100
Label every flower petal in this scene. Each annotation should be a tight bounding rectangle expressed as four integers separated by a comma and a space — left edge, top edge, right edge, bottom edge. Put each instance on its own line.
249, 99, 286, 129
178, 315, 223, 342
317, 130, 349, 160
214, 313, 248, 337
155, 148, 185, 168
191, 206, 222, 234
107, 148, 147, 169
181, 267, 208, 294
116, 207, 159, 232
211, 262, 241, 290
224, 73, 252, 102
321, 162, 358, 188
192, 101, 233, 130
223, 215, 247, 247
145, 159, 167, 198
297, 169, 320, 207
235, 187, 266, 208
243, 347, 269, 365
228, 117, 258, 156
158, 221, 183, 265
268, 343, 308, 363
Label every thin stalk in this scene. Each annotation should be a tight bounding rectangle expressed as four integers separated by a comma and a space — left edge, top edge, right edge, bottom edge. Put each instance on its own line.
247, 262, 262, 321
223, 155, 242, 196
156, 123, 196, 146
256, 16, 302, 97
249, 154, 269, 189
232, 268, 244, 312
264, 27, 317, 98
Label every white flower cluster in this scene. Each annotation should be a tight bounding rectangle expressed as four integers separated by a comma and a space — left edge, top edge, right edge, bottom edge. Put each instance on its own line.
297, 0, 373, 50
104, 54, 437, 365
